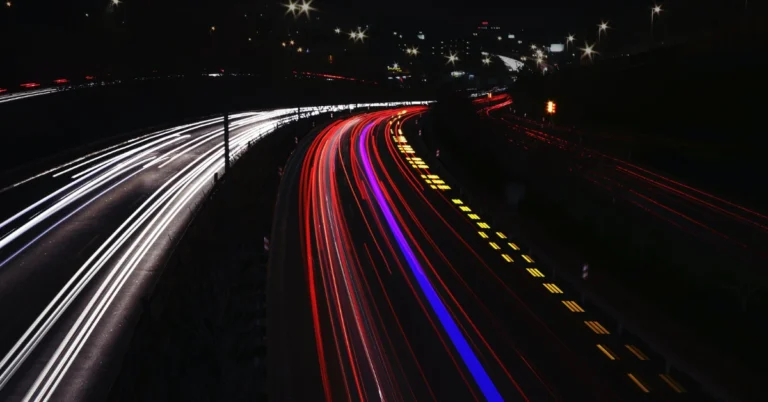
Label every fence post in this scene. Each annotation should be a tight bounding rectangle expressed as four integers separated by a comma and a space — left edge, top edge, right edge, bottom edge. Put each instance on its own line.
224, 113, 231, 173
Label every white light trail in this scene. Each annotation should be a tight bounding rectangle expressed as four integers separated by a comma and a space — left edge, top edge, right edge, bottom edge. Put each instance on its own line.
0, 101, 434, 399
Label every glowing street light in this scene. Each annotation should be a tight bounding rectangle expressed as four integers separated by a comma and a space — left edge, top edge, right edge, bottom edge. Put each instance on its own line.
5, 0, 11, 7
445, 52, 459, 65
349, 29, 366, 43
392, 62, 399, 69
297, 47, 303, 52
281, 41, 287, 47
580, 42, 598, 61
482, 57, 491, 65
284, 1, 298, 15
406, 47, 419, 56
651, 4, 662, 39
298, 0, 314, 17
334, 27, 341, 34
535, 49, 543, 58
289, 39, 295, 46
566, 34, 575, 51
210, 26, 216, 32
530, 44, 537, 50
111, 0, 120, 6
598, 21, 610, 42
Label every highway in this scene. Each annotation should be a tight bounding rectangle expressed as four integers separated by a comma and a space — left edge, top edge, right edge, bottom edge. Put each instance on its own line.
269, 107, 705, 401
481, 100, 768, 267
0, 101, 424, 402
0, 88, 60, 105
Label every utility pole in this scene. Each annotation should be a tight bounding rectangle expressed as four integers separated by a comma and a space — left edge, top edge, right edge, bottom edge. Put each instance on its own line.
224, 113, 231, 173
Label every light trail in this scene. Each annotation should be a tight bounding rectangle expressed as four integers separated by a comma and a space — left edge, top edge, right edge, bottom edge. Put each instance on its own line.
0, 89, 59, 105
297, 109, 539, 401
357, 121, 503, 401
0, 100, 432, 400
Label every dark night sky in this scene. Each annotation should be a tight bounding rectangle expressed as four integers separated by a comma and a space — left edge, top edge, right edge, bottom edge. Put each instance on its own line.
1, 0, 761, 83
6, 0, 750, 40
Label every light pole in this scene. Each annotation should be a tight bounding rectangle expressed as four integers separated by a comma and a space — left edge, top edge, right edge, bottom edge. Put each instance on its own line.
566, 34, 575, 52
651, 4, 662, 42
598, 21, 609, 43
580, 42, 598, 63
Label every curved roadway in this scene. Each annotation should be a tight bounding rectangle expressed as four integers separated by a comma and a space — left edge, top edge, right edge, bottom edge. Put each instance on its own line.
269, 107, 709, 401
0, 102, 424, 401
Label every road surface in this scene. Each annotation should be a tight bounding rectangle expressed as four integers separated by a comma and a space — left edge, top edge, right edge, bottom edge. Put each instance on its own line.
269, 108, 705, 401
482, 103, 768, 271
0, 101, 426, 402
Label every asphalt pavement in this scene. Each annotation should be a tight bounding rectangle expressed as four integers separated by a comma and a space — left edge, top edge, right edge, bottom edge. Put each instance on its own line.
0, 107, 325, 401
269, 107, 707, 401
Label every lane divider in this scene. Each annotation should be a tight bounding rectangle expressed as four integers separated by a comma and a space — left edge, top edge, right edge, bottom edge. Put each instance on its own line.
393, 114, 691, 397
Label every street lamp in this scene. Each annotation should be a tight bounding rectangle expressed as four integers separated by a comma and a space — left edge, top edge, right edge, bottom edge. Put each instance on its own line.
446, 52, 459, 65
334, 27, 341, 34
482, 57, 491, 65
284, 1, 298, 16
298, 0, 314, 18
579, 42, 598, 61
349, 29, 366, 43
111, 0, 120, 6
651, 4, 662, 40
566, 34, 575, 51
598, 21, 609, 43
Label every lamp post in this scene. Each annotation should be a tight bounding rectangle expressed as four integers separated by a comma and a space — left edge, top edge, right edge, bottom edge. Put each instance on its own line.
651, 4, 662, 42
598, 21, 609, 43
